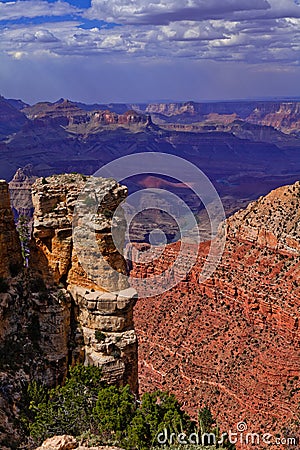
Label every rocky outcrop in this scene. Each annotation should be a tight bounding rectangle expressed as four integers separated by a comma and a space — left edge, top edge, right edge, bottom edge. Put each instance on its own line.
0, 174, 138, 448
35, 434, 124, 450
133, 181, 300, 443
30, 174, 138, 392
22, 99, 88, 125
0, 180, 23, 278
9, 164, 38, 218
0, 180, 72, 448
23, 99, 149, 132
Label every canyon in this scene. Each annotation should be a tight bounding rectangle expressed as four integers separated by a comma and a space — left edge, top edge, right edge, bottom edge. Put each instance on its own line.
1, 96, 300, 218
0, 170, 299, 447
1, 95, 300, 448
140, 99, 300, 132
132, 181, 300, 445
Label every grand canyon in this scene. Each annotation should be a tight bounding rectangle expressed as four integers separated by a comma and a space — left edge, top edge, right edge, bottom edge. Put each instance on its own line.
0, 95, 300, 449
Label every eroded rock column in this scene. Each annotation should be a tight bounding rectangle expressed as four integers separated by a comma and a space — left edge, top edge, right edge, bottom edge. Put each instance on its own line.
30, 174, 138, 393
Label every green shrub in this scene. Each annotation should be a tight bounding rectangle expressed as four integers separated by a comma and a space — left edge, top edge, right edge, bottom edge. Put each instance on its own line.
94, 384, 136, 444
26, 365, 105, 444
23, 365, 235, 450
95, 330, 106, 342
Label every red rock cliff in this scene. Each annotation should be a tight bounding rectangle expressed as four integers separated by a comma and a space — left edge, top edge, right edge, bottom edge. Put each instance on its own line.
132, 181, 300, 444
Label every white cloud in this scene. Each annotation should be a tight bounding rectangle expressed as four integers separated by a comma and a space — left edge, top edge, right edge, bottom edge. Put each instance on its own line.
10, 50, 27, 59
0, 0, 299, 68
85, 0, 271, 25
0, 0, 81, 21
1, 15, 299, 66
84, 0, 300, 25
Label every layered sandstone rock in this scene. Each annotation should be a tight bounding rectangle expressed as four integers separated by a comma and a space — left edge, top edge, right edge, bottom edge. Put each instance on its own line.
144, 100, 300, 133
23, 99, 150, 133
30, 174, 138, 392
133, 181, 300, 445
247, 102, 300, 133
0, 181, 71, 447
9, 164, 38, 218
0, 180, 23, 278
35, 434, 124, 450
0, 173, 139, 447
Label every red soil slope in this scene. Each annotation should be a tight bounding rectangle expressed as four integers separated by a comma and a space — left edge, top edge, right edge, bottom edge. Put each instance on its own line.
132, 182, 300, 445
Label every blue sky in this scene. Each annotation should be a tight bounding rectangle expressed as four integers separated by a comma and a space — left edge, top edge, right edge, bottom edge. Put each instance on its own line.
1, 0, 300, 104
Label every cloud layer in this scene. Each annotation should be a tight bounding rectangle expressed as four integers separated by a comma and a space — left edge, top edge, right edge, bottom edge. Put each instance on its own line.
1, 0, 300, 102
0, 0, 299, 65
0, 0, 80, 20
85, 0, 300, 25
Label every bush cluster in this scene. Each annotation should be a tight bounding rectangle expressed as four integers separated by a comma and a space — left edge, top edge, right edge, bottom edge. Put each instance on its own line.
22, 364, 234, 450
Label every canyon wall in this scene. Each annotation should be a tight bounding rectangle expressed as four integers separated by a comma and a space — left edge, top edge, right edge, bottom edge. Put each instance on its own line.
0, 175, 138, 448
142, 100, 300, 133
0, 180, 23, 278
132, 181, 300, 443
0, 95, 28, 137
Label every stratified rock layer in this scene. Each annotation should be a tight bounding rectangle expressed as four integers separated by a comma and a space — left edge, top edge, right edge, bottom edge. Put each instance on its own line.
35, 434, 124, 450
9, 164, 37, 218
0, 180, 23, 278
0, 180, 71, 446
30, 174, 138, 391
133, 181, 300, 442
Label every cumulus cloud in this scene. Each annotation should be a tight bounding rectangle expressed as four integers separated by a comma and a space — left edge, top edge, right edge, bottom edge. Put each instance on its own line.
1, 14, 299, 66
84, 0, 300, 25
85, 0, 272, 25
0, 0, 80, 21
0, 0, 299, 69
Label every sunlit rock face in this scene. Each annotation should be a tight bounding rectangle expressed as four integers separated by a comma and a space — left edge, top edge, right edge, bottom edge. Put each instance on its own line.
30, 174, 138, 392
133, 181, 300, 443
9, 164, 37, 219
0, 174, 139, 447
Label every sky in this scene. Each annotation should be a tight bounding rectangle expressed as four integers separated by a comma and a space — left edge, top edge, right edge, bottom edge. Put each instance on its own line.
0, 0, 300, 104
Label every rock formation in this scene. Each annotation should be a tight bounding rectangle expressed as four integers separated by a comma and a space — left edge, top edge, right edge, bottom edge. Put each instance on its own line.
35, 434, 123, 450
0, 174, 138, 448
247, 102, 300, 133
30, 174, 138, 391
9, 164, 38, 219
22, 100, 149, 131
132, 181, 300, 442
0, 180, 72, 447
0, 180, 23, 278
143, 100, 300, 132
